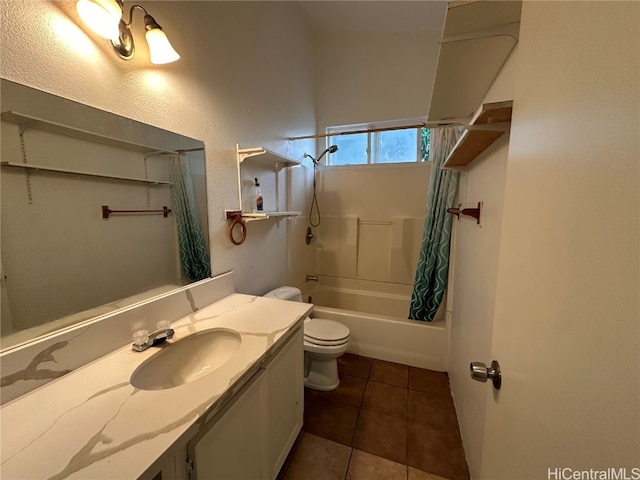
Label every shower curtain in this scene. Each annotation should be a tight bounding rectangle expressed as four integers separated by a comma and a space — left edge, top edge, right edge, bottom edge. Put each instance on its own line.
409, 126, 462, 322
170, 155, 211, 282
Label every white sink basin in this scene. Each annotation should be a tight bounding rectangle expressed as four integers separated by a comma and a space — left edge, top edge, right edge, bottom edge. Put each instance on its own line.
130, 328, 242, 391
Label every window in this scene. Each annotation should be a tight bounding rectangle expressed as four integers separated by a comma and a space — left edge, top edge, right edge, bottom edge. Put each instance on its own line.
326, 121, 430, 166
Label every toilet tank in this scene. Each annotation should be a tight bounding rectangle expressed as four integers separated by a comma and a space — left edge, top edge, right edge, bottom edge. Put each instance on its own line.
263, 286, 302, 303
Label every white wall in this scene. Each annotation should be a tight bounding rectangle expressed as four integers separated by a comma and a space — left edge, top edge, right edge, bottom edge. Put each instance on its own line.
448, 1, 640, 477
446, 47, 516, 479
0, 1, 317, 298
310, 19, 442, 286
316, 163, 430, 284
314, 28, 442, 130
480, 2, 639, 476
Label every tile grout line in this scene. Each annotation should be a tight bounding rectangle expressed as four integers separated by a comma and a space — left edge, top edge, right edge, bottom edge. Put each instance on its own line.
340, 356, 370, 480
405, 379, 410, 480
343, 445, 354, 480
309, 355, 463, 480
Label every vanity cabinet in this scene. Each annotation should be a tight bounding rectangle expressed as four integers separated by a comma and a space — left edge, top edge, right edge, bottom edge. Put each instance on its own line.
188, 368, 267, 479
263, 325, 304, 479
186, 327, 303, 480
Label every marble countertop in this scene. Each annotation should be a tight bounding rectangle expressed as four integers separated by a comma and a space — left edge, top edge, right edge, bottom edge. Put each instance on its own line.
0, 294, 312, 480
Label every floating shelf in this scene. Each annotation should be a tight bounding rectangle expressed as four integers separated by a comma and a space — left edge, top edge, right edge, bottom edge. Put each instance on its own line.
428, 1, 521, 123
470, 100, 513, 125
0, 161, 172, 185
242, 211, 301, 221
237, 147, 299, 169
443, 101, 513, 169
1, 111, 180, 155
225, 210, 301, 222
226, 145, 301, 245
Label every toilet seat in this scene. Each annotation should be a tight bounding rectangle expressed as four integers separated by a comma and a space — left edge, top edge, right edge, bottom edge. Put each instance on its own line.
304, 318, 350, 346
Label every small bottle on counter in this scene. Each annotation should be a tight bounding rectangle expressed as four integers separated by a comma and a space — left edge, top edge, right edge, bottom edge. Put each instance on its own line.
254, 177, 264, 212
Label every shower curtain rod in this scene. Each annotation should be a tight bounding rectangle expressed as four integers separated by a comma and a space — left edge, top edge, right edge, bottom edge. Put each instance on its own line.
287, 122, 454, 141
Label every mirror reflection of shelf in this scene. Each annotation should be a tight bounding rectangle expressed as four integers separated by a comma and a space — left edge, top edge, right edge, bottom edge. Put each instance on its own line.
443, 101, 513, 169
0, 161, 172, 185
1, 111, 181, 155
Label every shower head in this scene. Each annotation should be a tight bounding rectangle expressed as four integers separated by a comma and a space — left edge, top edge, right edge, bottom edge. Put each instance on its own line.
314, 145, 339, 165
303, 145, 339, 165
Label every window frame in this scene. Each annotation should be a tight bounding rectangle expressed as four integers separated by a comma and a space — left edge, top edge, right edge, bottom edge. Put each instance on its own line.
325, 119, 429, 167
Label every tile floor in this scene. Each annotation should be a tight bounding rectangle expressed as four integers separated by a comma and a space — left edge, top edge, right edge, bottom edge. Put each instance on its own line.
280, 353, 470, 480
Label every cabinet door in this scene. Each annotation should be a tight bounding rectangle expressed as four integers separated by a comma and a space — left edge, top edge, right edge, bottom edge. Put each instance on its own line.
188, 369, 267, 480
263, 328, 304, 479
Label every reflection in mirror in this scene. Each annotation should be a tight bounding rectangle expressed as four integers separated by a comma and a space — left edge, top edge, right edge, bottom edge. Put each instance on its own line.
0, 79, 210, 350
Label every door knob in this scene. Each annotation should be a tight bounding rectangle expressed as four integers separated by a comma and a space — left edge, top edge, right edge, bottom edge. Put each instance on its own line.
470, 360, 501, 390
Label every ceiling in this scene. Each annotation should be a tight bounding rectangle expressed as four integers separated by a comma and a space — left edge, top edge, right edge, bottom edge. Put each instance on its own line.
296, 1, 448, 33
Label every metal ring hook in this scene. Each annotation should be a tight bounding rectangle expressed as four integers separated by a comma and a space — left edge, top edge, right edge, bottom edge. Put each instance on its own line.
228, 215, 247, 245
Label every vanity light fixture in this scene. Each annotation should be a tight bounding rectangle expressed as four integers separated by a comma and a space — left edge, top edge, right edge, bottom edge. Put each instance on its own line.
76, 0, 180, 64
76, 0, 122, 40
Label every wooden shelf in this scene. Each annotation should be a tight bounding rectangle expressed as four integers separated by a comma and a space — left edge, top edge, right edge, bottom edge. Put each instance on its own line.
470, 101, 513, 125
1, 111, 180, 155
0, 161, 172, 185
443, 101, 512, 169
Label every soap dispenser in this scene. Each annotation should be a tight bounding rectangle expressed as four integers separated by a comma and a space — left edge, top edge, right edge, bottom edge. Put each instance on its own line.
254, 177, 264, 212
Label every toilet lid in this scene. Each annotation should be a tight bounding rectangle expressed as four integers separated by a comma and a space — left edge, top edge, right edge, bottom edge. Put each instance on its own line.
304, 318, 350, 345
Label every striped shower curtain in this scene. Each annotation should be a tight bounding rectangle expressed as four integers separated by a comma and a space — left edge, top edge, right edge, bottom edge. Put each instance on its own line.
409, 126, 462, 321
170, 155, 211, 282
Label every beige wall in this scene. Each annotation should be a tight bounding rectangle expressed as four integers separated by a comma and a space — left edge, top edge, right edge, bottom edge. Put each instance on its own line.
0, 1, 317, 297
448, 1, 640, 477
310, 17, 442, 286
315, 163, 430, 284
314, 29, 442, 130
446, 46, 516, 478
481, 1, 639, 476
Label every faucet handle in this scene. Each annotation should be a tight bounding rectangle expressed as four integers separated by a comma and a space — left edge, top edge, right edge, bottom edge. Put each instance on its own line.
156, 320, 171, 331
133, 329, 149, 347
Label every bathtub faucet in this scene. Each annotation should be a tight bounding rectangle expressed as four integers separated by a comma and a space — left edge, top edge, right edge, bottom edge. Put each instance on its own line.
306, 274, 319, 282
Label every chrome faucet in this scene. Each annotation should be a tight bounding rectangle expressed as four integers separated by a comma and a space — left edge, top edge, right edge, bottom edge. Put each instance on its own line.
306, 274, 319, 282
132, 321, 174, 352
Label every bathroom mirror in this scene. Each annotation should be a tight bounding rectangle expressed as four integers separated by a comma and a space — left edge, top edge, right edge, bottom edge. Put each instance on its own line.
0, 79, 210, 350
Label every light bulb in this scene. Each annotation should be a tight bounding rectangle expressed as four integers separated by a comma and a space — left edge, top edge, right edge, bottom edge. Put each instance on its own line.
76, 0, 122, 40
145, 28, 180, 64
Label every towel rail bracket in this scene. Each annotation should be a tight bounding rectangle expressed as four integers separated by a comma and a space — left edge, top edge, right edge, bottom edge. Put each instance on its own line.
447, 202, 483, 226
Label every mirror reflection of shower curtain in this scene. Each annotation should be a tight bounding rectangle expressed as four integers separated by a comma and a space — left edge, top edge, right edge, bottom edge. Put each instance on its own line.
170, 156, 211, 282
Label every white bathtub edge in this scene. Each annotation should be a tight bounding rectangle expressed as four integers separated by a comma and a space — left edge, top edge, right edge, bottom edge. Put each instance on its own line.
313, 306, 448, 372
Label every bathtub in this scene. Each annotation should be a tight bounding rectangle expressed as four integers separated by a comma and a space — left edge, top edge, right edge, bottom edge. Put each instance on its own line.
303, 276, 448, 371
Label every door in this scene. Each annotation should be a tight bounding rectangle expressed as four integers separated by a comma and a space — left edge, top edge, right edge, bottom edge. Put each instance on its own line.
478, 2, 639, 478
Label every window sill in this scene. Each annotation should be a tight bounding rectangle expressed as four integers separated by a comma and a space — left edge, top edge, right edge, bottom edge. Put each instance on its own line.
324, 162, 431, 170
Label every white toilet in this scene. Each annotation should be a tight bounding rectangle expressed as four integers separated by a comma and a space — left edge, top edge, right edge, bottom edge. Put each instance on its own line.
264, 286, 350, 391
